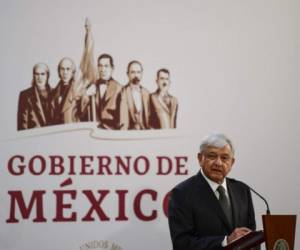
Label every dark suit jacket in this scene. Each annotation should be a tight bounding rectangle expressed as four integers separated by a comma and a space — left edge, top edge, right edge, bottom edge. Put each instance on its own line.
149, 91, 178, 129
52, 80, 79, 124
17, 85, 53, 130
119, 83, 150, 130
80, 78, 122, 129
168, 171, 256, 250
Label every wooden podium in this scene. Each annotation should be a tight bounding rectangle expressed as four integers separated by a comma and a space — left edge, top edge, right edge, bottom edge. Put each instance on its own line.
263, 215, 297, 250
225, 215, 297, 250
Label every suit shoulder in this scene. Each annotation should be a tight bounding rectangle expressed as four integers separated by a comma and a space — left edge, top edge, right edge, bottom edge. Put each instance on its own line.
169, 94, 178, 104
227, 178, 250, 191
122, 83, 130, 90
150, 92, 158, 100
53, 81, 61, 91
141, 85, 150, 94
169, 175, 200, 206
111, 79, 122, 88
19, 86, 34, 99
172, 174, 198, 192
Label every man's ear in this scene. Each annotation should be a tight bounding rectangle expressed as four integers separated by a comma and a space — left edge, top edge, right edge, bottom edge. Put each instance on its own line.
231, 157, 235, 166
197, 153, 203, 163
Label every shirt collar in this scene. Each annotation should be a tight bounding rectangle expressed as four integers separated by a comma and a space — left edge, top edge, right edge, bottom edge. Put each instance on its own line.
129, 83, 141, 92
200, 168, 228, 193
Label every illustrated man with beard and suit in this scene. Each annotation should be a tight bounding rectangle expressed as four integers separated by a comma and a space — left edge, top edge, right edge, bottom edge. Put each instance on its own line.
17, 63, 53, 130
52, 57, 79, 124
80, 53, 122, 129
119, 60, 150, 130
149, 68, 178, 129
168, 133, 258, 250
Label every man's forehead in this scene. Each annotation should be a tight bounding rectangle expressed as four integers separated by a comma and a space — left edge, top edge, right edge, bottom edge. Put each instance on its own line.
34, 65, 47, 73
204, 144, 233, 154
159, 72, 169, 78
130, 63, 142, 71
60, 59, 73, 68
99, 58, 111, 65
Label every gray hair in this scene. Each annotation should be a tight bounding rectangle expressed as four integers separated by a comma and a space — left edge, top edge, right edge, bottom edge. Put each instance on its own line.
199, 133, 235, 155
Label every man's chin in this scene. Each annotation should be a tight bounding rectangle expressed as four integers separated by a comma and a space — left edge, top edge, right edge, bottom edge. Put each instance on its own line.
211, 174, 224, 184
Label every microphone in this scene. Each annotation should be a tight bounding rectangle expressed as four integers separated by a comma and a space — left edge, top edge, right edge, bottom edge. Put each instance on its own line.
230, 178, 271, 215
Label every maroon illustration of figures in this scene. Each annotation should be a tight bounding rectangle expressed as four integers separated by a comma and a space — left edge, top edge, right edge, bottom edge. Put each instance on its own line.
16, 19, 179, 132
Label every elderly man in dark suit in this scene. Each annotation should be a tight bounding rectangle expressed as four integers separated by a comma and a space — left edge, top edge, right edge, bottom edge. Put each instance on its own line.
17, 63, 53, 130
168, 133, 257, 250
52, 57, 79, 124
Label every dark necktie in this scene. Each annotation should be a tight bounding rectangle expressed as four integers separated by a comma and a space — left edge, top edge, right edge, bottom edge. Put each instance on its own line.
217, 185, 232, 226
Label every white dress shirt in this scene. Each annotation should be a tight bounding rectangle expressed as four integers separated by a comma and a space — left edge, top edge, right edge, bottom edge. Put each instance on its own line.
200, 169, 230, 246
130, 85, 142, 112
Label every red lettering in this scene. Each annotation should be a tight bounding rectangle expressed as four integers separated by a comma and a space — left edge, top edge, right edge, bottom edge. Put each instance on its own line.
6, 190, 46, 223
115, 156, 131, 175
97, 156, 112, 175
175, 156, 188, 175
7, 155, 25, 175
156, 156, 172, 175
49, 155, 64, 175
80, 156, 94, 175
82, 190, 110, 221
134, 156, 149, 175
53, 190, 77, 222
134, 189, 157, 221
115, 190, 128, 221
162, 192, 171, 217
28, 155, 46, 175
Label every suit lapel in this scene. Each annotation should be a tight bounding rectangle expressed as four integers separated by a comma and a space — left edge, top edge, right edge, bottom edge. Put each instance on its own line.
156, 93, 171, 114
62, 85, 73, 113
141, 87, 149, 126
170, 97, 177, 116
227, 180, 240, 229
170, 97, 178, 128
197, 172, 233, 231
125, 85, 137, 123
31, 86, 46, 125
103, 80, 116, 104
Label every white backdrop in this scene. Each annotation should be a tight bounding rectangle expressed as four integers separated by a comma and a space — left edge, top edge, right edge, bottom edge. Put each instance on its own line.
0, 0, 299, 249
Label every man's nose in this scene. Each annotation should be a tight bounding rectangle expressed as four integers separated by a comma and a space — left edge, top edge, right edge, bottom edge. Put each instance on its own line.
214, 156, 223, 166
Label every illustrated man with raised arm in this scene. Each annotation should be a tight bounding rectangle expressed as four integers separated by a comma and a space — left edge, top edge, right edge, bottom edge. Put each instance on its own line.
168, 133, 258, 250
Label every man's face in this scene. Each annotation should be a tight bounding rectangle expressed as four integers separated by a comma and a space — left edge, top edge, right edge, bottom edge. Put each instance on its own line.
156, 71, 170, 92
34, 64, 48, 89
128, 63, 143, 85
198, 144, 235, 184
59, 59, 74, 83
98, 58, 113, 81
